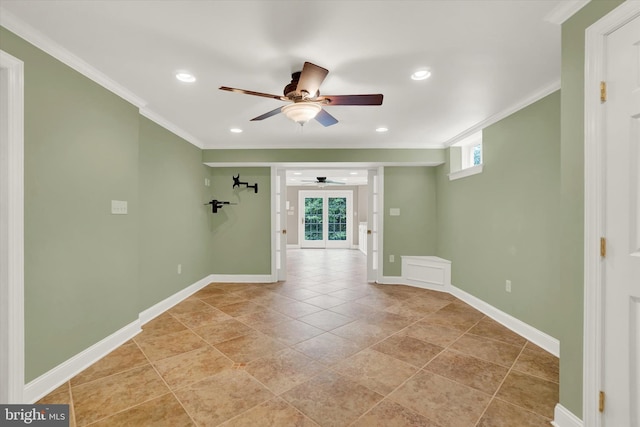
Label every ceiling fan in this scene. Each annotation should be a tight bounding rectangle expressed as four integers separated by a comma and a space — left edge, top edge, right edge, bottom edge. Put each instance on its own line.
219, 62, 383, 127
302, 177, 346, 186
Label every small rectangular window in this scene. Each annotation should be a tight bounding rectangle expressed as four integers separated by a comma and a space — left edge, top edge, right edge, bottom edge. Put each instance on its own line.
448, 132, 483, 181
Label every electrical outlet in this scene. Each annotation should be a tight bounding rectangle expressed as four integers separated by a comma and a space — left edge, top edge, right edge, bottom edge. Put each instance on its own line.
505, 280, 512, 293
111, 200, 128, 215
177, 264, 182, 275
389, 254, 395, 263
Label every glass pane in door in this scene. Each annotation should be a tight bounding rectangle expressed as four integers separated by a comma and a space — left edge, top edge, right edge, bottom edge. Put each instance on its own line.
304, 197, 323, 241
328, 197, 347, 241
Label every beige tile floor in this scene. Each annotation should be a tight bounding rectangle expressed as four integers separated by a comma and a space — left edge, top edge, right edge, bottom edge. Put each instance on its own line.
39, 249, 559, 426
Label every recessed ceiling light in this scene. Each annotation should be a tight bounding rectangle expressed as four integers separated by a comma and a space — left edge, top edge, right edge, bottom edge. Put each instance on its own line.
230, 128, 243, 133
176, 72, 196, 83
376, 127, 388, 133
350, 172, 358, 175
293, 172, 302, 175
411, 70, 431, 81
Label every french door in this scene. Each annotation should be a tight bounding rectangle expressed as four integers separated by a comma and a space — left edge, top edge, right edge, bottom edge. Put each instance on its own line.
299, 190, 352, 249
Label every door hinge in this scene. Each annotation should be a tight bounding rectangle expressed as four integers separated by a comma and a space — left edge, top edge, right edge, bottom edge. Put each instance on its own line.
600, 237, 606, 257
600, 81, 607, 103
599, 390, 605, 412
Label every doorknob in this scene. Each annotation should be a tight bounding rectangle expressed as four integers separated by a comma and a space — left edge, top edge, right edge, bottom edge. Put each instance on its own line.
282, 229, 287, 235
367, 230, 372, 235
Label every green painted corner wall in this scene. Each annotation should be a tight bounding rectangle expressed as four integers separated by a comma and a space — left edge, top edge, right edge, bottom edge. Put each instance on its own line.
383, 167, 437, 277
208, 167, 271, 275
436, 91, 561, 338
1, 26, 221, 382
138, 116, 213, 310
559, 0, 624, 416
1, 27, 141, 381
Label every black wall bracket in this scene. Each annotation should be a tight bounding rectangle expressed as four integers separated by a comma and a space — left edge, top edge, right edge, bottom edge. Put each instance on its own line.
233, 174, 258, 194
204, 199, 236, 213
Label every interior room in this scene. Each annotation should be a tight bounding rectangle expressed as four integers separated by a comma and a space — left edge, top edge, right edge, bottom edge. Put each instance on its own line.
1, 1, 638, 427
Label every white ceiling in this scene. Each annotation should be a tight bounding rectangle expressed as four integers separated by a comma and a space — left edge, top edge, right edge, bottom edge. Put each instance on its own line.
0, 1, 566, 150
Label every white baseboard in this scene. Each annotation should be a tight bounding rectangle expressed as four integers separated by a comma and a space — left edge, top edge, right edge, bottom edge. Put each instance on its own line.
450, 285, 560, 357
139, 274, 214, 325
551, 404, 583, 427
24, 319, 141, 403
24, 274, 215, 403
376, 276, 404, 285
209, 274, 275, 283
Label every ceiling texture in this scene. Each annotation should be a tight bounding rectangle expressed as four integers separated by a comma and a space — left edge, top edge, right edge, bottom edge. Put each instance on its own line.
0, 0, 567, 155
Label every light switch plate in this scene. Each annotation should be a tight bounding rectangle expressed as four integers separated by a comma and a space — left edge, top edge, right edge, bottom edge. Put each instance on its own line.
390, 208, 400, 216
111, 200, 128, 215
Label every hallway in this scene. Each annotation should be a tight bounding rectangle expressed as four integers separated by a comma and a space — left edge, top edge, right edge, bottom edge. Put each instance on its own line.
38, 249, 559, 426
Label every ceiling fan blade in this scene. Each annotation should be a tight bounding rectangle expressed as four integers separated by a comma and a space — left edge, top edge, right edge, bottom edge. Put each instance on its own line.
296, 62, 328, 98
319, 94, 384, 106
219, 86, 288, 101
325, 180, 346, 184
315, 109, 339, 127
250, 106, 283, 121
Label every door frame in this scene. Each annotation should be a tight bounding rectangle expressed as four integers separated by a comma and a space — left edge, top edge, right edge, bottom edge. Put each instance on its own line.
0, 50, 25, 404
583, 2, 640, 425
298, 189, 353, 249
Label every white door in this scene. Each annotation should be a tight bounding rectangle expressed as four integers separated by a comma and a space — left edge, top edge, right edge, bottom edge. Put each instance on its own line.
367, 168, 380, 282
275, 168, 287, 281
299, 190, 352, 249
602, 13, 640, 427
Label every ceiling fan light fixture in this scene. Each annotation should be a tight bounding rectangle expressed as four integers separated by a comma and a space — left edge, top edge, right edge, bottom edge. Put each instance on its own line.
376, 127, 388, 133
281, 102, 322, 125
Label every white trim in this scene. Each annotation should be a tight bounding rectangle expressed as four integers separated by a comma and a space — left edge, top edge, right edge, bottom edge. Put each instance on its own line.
376, 276, 404, 285
139, 108, 204, 149
448, 164, 483, 181
23, 273, 214, 403
401, 256, 452, 291
0, 9, 205, 150
544, 0, 591, 25
24, 320, 142, 403
583, 3, 640, 427
0, 9, 146, 109
444, 80, 560, 147
0, 49, 24, 404
138, 275, 213, 325
208, 274, 275, 283
286, 244, 300, 249
450, 285, 560, 357
551, 404, 584, 427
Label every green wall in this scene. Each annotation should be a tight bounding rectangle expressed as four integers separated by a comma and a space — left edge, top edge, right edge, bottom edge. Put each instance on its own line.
383, 167, 437, 277
203, 148, 445, 164
0, 27, 220, 382
1, 28, 141, 381
436, 91, 561, 335
138, 117, 213, 310
559, 0, 624, 416
208, 167, 271, 275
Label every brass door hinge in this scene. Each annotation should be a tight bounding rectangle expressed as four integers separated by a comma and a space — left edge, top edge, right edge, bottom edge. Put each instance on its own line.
600, 237, 606, 258
600, 81, 607, 103
599, 390, 605, 412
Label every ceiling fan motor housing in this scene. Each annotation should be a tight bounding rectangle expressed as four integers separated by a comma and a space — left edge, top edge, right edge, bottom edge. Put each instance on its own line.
284, 71, 302, 98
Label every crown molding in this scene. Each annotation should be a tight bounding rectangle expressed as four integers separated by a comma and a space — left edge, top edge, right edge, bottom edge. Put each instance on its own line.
0, 8, 205, 150
444, 79, 560, 147
544, 0, 591, 25
139, 108, 205, 149
0, 8, 146, 108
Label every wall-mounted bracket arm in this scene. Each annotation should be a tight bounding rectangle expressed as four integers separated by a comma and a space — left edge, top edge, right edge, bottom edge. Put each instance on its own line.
232, 174, 258, 194
204, 199, 237, 213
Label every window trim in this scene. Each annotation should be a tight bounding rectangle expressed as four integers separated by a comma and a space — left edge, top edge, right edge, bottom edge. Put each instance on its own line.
448, 163, 483, 181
